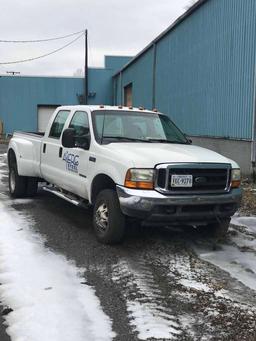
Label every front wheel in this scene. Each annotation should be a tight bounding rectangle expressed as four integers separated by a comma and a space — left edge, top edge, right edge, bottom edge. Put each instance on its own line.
204, 218, 230, 239
93, 189, 126, 244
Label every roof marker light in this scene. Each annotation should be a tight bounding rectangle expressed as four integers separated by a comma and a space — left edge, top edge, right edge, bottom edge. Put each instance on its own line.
118, 105, 123, 109
128, 106, 133, 110
99, 104, 104, 108
153, 108, 158, 112
139, 106, 144, 110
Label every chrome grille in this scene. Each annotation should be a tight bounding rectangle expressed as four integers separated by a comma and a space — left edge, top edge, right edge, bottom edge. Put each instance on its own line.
155, 163, 231, 195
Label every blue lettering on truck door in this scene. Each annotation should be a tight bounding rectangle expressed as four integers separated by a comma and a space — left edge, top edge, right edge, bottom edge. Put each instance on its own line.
63, 151, 79, 173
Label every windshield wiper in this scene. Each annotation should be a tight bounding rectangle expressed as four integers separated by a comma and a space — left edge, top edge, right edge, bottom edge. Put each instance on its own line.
102, 136, 152, 143
145, 138, 187, 144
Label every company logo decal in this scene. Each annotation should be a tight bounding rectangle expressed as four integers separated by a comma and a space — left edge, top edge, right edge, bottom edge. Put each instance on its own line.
63, 151, 79, 173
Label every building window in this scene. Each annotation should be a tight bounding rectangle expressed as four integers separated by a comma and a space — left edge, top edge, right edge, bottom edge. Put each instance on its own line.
124, 83, 133, 107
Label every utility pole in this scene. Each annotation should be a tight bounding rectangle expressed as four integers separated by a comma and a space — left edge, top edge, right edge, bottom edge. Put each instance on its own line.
84, 29, 88, 105
6, 71, 20, 76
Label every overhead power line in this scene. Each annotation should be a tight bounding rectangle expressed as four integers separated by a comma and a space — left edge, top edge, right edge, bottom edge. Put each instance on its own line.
0, 32, 84, 65
0, 30, 84, 43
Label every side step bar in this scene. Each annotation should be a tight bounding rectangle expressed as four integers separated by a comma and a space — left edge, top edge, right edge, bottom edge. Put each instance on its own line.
43, 185, 89, 208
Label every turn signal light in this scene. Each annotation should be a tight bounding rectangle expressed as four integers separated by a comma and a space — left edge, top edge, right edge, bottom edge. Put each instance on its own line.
231, 180, 241, 188
124, 169, 155, 190
231, 169, 241, 188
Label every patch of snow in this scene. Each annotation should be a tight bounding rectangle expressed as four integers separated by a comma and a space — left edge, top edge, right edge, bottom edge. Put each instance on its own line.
9, 198, 34, 205
178, 315, 196, 339
0, 202, 115, 341
127, 301, 180, 340
195, 245, 256, 291
112, 260, 181, 340
3, 153, 7, 163
0, 153, 7, 164
178, 278, 211, 292
193, 216, 256, 292
231, 216, 256, 234
214, 289, 232, 300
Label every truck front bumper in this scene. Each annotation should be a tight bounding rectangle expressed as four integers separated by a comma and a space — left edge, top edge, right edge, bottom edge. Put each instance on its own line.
116, 185, 242, 225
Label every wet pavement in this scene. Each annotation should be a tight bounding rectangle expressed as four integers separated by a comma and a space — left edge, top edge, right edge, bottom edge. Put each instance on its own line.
0, 145, 256, 340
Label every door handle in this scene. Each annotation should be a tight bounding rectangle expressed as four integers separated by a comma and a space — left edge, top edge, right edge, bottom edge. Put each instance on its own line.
59, 147, 63, 158
43, 143, 46, 153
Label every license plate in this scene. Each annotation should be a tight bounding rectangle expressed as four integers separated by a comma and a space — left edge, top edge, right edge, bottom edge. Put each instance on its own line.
171, 175, 193, 187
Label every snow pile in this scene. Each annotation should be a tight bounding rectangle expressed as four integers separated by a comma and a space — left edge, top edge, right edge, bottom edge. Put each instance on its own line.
0, 203, 115, 341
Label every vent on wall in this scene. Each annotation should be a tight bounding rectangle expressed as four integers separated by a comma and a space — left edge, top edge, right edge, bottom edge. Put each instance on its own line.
76, 92, 96, 104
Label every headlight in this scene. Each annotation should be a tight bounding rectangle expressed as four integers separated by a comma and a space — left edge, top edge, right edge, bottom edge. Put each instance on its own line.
231, 169, 241, 188
125, 168, 155, 189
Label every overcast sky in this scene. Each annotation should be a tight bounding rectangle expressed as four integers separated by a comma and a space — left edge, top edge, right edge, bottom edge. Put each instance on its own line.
0, 0, 195, 76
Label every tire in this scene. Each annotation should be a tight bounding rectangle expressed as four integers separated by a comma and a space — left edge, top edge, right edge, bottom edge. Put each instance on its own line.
93, 189, 126, 244
26, 177, 38, 197
204, 218, 230, 239
9, 164, 27, 198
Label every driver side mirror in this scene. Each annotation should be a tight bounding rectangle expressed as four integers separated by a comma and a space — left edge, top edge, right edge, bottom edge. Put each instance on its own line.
62, 128, 75, 148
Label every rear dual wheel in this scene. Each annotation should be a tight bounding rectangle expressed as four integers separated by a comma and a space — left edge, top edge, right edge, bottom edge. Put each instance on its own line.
9, 164, 38, 198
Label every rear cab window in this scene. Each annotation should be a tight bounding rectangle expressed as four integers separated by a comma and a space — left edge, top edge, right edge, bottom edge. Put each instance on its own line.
49, 110, 70, 139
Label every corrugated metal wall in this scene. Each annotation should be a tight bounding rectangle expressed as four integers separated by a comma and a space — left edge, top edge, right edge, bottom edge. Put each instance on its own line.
114, 0, 256, 140
115, 47, 155, 109
0, 56, 129, 133
0, 76, 82, 133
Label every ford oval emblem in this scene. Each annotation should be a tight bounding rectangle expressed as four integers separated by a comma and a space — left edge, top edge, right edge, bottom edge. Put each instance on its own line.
195, 176, 207, 184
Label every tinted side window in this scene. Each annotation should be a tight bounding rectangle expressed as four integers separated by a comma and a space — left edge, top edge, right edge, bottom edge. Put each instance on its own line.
69, 111, 90, 149
69, 111, 89, 136
49, 110, 70, 139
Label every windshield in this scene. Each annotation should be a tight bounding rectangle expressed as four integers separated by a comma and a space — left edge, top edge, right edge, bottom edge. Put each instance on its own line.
92, 110, 188, 144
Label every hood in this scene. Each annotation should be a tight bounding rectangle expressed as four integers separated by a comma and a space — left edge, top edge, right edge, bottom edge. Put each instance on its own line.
103, 143, 239, 168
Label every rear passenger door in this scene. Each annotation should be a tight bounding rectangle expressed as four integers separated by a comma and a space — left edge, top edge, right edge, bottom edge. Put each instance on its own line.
40, 109, 71, 189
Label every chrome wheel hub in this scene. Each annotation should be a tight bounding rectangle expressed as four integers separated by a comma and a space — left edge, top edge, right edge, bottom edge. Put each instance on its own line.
95, 203, 109, 231
10, 169, 16, 193
96, 204, 108, 232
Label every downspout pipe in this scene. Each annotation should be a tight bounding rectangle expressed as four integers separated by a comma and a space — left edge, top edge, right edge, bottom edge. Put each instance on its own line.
251, 48, 256, 169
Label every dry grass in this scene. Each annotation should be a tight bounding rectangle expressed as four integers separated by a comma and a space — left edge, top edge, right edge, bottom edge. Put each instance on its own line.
239, 181, 256, 216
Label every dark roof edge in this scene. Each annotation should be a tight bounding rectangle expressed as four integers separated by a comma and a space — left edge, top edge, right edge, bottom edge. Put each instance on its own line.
113, 0, 208, 78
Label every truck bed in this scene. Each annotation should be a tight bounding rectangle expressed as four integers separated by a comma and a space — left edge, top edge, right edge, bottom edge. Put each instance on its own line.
14, 131, 45, 138
10, 131, 45, 178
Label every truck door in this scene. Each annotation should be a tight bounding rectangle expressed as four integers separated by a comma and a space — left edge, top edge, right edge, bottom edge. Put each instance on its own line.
63, 110, 90, 198
40, 109, 71, 190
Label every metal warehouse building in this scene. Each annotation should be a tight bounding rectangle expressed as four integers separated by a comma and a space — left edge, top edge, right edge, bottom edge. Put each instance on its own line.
1, 0, 256, 175
0, 55, 131, 134
113, 0, 256, 175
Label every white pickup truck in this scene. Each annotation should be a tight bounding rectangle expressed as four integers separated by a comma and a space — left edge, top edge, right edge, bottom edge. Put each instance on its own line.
8, 105, 242, 244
